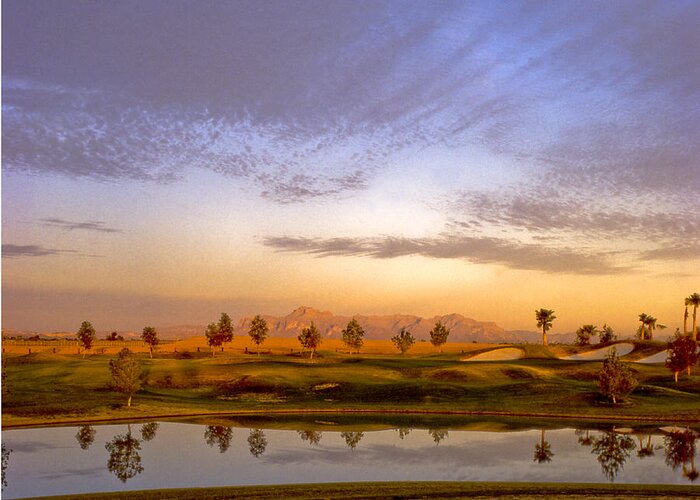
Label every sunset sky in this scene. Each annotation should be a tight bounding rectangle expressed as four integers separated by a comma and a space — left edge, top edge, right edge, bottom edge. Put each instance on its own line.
3, 0, 699, 334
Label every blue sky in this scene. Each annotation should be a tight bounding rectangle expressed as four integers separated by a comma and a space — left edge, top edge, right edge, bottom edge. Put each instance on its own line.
3, 0, 699, 332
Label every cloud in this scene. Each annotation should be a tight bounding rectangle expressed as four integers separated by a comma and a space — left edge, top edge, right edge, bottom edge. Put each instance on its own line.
2, 244, 101, 259
39, 218, 123, 233
262, 235, 627, 275
2, 244, 76, 258
450, 192, 699, 246
3, 1, 699, 206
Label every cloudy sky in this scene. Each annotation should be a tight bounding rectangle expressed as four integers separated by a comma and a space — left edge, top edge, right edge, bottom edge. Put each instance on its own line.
3, 0, 699, 333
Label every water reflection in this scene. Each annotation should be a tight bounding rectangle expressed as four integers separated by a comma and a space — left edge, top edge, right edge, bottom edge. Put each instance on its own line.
340, 431, 364, 450
664, 428, 698, 482
247, 429, 267, 458
428, 429, 448, 445
75, 425, 96, 450
589, 430, 635, 482
575, 429, 593, 447
635, 434, 657, 459
533, 429, 554, 463
105, 425, 143, 483
297, 430, 322, 446
2, 443, 10, 489
204, 426, 233, 453
4, 419, 700, 499
396, 427, 411, 440
140, 423, 159, 442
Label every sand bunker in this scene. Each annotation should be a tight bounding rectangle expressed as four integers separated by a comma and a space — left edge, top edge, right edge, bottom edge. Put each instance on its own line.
462, 347, 523, 361
635, 350, 669, 364
561, 342, 635, 361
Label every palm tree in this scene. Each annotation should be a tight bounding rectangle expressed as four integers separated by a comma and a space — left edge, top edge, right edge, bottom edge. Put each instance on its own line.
645, 316, 658, 341
638, 313, 649, 340
535, 309, 556, 346
684, 297, 691, 335
688, 293, 700, 341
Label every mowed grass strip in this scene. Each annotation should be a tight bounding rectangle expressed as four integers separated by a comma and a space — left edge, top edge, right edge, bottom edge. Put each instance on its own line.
30, 481, 700, 500
3, 341, 700, 427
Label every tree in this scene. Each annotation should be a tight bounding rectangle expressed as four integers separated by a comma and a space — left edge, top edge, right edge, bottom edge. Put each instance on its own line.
591, 430, 636, 481
109, 348, 142, 407
75, 425, 96, 450
76, 321, 96, 357
204, 426, 233, 453
298, 322, 322, 359
533, 429, 554, 463
247, 429, 267, 458
248, 315, 269, 356
637, 313, 649, 340
666, 334, 699, 382
597, 347, 638, 404
105, 425, 143, 482
205, 313, 235, 356
141, 326, 159, 358
535, 309, 556, 346
342, 318, 365, 354
575, 324, 598, 346
391, 328, 415, 354
644, 315, 665, 341
599, 324, 616, 345
688, 293, 700, 341
685, 296, 691, 335
429, 321, 450, 352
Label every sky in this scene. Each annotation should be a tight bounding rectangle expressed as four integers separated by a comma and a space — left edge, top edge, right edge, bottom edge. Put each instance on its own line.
2, 0, 699, 334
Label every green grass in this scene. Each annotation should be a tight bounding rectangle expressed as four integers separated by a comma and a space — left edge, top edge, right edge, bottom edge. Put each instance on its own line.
33, 482, 700, 499
3, 347, 700, 427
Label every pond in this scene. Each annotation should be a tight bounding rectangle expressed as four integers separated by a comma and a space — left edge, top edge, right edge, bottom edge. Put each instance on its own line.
2, 416, 698, 498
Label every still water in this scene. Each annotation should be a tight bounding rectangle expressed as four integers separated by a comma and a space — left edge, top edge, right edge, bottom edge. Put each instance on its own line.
2, 417, 698, 498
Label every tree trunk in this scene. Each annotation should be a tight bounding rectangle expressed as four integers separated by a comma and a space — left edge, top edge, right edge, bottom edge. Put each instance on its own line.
693, 307, 698, 342
688, 365, 692, 376
149, 347, 153, 359
684, 306, 689, 335
310, 349, 314, 360
542, 328, 548, 346
127, 394, 132, 407
675, 371, 679, 383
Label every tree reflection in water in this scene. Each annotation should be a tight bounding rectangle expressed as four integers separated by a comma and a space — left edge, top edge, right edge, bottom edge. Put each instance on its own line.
636, 434, 656, 459
396, 428, 411, 440
664, 428, 698, 482
1, 443, 10, 490
297, 430, 322, 446
204, 426, 233, 453
428, 429, 448, 445
590, 430, 635, 482
340, 431, 364, 450
105, 425, 143, 483
140, 422, 159, 442
75, 425, 96, 450
248, 429, 268, 458
533, 429, 553, 463
575, 429, 593, 447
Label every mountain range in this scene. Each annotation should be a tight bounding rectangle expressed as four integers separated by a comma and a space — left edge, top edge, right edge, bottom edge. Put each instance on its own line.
3, 307, 581, 343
